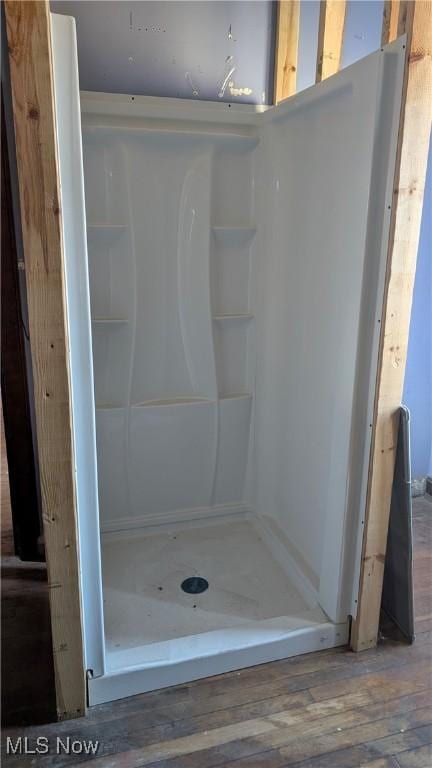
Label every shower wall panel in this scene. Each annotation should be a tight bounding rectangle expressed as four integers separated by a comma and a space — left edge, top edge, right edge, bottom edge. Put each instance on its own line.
81, 111, 257, 524
252, 44, 406, 621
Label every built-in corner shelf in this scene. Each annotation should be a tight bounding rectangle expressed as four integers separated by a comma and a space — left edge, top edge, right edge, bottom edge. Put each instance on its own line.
92, 317, 129, 326
132, 396, 214, 408
213, 314, 254, 323
87, 223, 127, 248
212, 226, 256, 245
96, 397, 216, 410
96, 395, 253, 408
219, 393, 252, 401
96, 403, 125, 410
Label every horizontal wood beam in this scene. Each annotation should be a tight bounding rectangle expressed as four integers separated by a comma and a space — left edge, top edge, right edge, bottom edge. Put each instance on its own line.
273, 1, 300, 103
351, 0, 432, 651
4, 0, 86, 718
316, 0, 347, 82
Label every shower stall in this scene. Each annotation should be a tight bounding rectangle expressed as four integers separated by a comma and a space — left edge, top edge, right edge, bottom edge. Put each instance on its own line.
51, 14, 405, 704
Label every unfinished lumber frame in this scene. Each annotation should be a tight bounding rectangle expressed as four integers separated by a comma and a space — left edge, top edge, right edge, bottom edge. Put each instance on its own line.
351, 0, 432, 651
273, 1, 300, 103
4, 0, 85, 717
316, 0, 347, 82
382, 1, 406, 45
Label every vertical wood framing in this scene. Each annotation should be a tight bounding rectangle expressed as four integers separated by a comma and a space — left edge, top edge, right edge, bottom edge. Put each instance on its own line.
352, 0, 432, 651
4, 0, 86, 717
273, 1, 300, 103
316, 0, 347, 82
382, 1, 409, 45
382, 1, 401, 45
397, 1, 410, 38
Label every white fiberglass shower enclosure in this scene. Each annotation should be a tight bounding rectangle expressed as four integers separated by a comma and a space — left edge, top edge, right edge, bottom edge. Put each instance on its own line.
51, 14, 405, 705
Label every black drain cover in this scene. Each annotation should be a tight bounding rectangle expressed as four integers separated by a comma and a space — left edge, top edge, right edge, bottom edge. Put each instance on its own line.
181, 576, 209, 595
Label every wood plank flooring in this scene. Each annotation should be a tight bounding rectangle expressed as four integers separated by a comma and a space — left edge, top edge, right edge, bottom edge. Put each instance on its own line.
2, 400, 431, 766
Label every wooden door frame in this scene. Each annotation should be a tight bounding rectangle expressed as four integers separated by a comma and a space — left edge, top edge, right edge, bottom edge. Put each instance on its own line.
4, 0, 85, 718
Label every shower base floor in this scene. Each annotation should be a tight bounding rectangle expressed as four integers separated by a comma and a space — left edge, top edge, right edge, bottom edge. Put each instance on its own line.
89, 511, 348, 705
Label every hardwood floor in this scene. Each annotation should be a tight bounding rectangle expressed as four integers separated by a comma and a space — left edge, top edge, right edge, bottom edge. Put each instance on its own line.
2, 409, 431, 767
412, 495, 432, 638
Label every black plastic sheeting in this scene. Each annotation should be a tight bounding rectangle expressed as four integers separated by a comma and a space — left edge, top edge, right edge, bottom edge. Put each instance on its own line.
382, 405, 415, 643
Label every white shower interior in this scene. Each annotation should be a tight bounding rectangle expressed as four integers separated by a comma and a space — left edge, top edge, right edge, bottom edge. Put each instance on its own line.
51, 14, 405, 704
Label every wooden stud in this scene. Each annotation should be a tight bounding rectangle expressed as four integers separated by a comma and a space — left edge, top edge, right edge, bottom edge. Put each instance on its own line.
382, 1, 410, 45
351, 0, 432, 652
397, 0, 410, 37
4, 0, 86, 717
316, 0, 347, 82
273, 1, 300, 103
382, 1, 401, 45
381, 0, 411, 45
